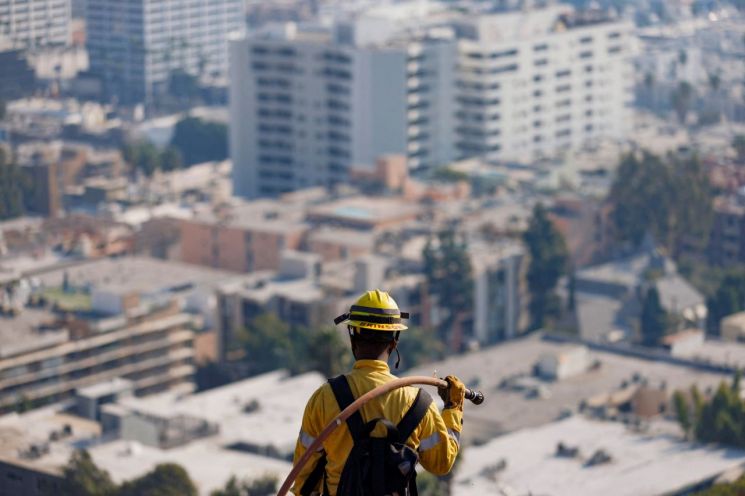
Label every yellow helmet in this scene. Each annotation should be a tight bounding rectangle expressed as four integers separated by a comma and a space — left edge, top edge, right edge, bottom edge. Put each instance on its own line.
334, 289, 409, 332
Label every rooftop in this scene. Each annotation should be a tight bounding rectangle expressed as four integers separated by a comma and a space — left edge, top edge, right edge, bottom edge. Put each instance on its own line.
89, 439, 291, 495
35, 257, 235, 296
307, 197, 421, 229
453, 416, 745, 496
0, 370, 323, 494
409, 334, 728, 441
112, 370, 324, 454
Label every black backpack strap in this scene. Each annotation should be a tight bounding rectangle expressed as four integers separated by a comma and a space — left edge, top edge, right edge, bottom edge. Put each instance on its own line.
299, 453, 326, 496
328, 374, 365, 442
396, 388, 433, 444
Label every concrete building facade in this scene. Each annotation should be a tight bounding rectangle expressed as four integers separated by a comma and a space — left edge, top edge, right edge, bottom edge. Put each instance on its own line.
453, 8, 634, 161
229, 4, 458, 198
230, 5, 633, 198
85, 0, 243, 104
0, 0, 70, 48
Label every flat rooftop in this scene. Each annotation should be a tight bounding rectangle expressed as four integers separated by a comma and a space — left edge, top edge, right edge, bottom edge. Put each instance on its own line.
35, 257, 235, 295
408, 334, 729, 442
89, 439, 291, 495
307, 197, 422, 229
0, 306, 68, 358
0, 370, 323, 494
0, 405, 101, 474
453, 416, 745, 496
114, 370, 325, 454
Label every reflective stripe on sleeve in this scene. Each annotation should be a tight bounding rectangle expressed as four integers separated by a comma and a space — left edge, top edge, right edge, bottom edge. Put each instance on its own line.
418, 432, 441, 452
299, 430, 317, 449
447, 429, 461, 446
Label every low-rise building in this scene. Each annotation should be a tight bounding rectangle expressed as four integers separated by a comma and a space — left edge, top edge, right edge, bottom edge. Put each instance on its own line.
0, 370, 322, 495
470, 241, 528, 344
573, 242, 706, 343
722, 311, 745, 342
0, 258, 233, 413
409, 333, 727, 441
453, 416, 745, 496
180, 202, 308, 273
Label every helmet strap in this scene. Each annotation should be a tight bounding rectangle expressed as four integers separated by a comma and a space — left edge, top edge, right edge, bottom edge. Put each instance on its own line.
394, 347, 401, 370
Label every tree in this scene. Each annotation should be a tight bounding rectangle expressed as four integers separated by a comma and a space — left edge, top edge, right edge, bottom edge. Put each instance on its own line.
640, 287, 667, 346
692, 475, 745, 495
673, 390, 692, 439
234, 314, 352, 378
423, 230, 474, 343
56, 450, 117, 496
243, 475, 278, 496
236, 313, 293, 376
118, 464, 197, 496
674, 375, 745, 451
416, 471, 448, 496
194, 361, 231, 392
523, 204, 569, 330
170, 117, 228, 165
168, 70, 202, 103
643, 72, 654, 89
708, 72, 721, 92
678, 49, 688, 66
0, 146, 26, 220
160, 146, 184, 171
707, 271, 745, 334
122, 141, 162, 177
608, 151, 712, 256
304, 326, 352, 377
733, 134, 745, 163
395, 326, 445, 371
672, 81, 694, 124
210, 474, 278, 496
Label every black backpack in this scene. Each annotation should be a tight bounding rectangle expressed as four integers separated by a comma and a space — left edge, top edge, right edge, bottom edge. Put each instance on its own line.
300, 374, 433, 496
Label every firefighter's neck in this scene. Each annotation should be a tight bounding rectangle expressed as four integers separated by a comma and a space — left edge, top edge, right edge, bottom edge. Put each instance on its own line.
354, 348, 391, 361
352, 341, 396, 362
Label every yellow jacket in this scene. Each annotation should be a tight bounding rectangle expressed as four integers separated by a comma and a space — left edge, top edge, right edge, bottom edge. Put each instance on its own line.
291, 360, 462, 495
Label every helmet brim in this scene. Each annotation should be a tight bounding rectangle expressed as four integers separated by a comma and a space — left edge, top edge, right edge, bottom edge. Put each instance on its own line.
347, 319, 408, 332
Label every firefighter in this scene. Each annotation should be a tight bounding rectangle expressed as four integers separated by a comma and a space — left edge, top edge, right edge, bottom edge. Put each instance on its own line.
292, 289, 465, 495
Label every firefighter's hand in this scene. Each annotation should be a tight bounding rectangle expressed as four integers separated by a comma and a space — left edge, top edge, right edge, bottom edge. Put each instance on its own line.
438, 375, 465, 411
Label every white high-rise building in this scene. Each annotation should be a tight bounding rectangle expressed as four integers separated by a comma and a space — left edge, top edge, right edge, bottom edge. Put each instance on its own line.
453, 7, 634, 161
0, 0, 70, 48
230, 3, 458, 198
86, 0, 243, 104
230, 4, 634, 198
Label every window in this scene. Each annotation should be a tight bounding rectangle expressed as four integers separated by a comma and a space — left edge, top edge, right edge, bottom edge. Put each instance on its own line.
534, 58, 548, 66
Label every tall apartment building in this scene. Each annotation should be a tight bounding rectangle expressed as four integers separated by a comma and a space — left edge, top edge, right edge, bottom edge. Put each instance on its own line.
453, 8, 634, 161
0, 0, 70, 48
86, 0, 243, 104
230, 3, 458, 198
230, 4, 633, 198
